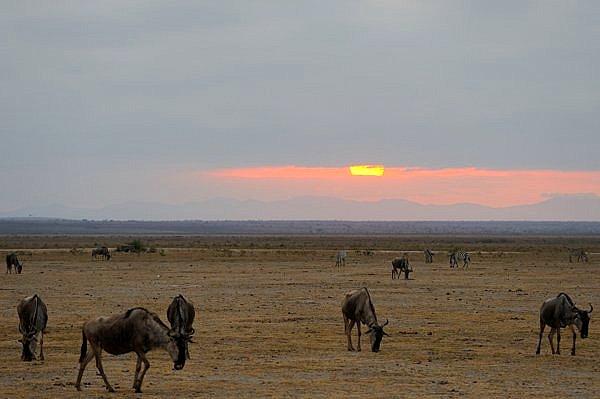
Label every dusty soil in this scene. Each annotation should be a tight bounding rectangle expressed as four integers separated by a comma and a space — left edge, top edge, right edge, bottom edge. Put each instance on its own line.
0, 236, 599, 398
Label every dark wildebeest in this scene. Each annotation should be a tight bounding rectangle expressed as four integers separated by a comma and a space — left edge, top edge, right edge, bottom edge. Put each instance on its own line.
17, 294, 48, 361
75, 307, 191, 393
535, 293, 593, 356
167, 295, 196, 359
341, 287, 389, 352
92, 246, 111, 261
391, 254, 412, 280
424, 248, 434, 263
6, 252, 23, 274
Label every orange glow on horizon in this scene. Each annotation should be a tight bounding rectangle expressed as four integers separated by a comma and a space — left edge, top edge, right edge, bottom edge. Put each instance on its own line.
349, 165, 385, 176
201, 165, 600, 207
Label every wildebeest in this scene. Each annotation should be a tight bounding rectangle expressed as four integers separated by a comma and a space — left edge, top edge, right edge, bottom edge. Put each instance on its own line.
391, 254, 412, 280
17, 294, 48, 361
6, 252, 23, 274
335, 250, 347, 267
568, 248, 589, 263
167, 295, 196, 359
75, 307, 191, 393
536, 292, 593, 356
91, 246, 111, 261
449, 250, 470, 268
424, 248, 434, 263
341, 287, 389, 352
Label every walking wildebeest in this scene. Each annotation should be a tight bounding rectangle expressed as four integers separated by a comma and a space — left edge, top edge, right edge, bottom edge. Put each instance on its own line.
17, 294, 48, 361
391, 254, 412, 280
6, 252, 23, 274
535, 292, 593, 356
92, 246, 111, 261
75, 307, 191, 393
341, 287, 389, 352
167, 295, 196, 359
335, 250, 347, 267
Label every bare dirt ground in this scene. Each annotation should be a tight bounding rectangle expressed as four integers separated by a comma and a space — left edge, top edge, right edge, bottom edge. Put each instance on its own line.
1, 235, 599, 398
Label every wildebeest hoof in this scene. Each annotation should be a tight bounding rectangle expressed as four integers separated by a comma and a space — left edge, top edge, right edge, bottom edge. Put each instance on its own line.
347, 347, 355, 352
357, 347, 361, 352
571, 351, 576, 356
135, 387, 142, 393
107, 387, 116, 393
75, 385, 82, 391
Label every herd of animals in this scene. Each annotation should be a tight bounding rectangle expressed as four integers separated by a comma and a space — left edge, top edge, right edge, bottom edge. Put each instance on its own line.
3, 245, 595, 393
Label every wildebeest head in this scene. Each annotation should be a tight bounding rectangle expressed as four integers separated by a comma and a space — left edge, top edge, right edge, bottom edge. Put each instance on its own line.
365, 319, 389, 352
167, 330, 193, 370
573, 304, 593, 338
19, 330, 39, 361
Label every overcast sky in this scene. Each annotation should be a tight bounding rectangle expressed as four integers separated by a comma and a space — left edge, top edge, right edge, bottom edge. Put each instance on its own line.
1, 2, 599, 211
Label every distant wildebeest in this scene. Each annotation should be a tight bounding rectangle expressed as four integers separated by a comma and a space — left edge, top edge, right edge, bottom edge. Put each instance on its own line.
424, 248, 434, 263
17, 294, 48, 361
568, 248, 589, 263
75, 307, 191, 393
536, 293, 592, 356
167, 295, 196, 359
92, 246, 111, 261
335, 250, 347, 267
341, 287, 389, 352
6, 252, 23, 274
449, 250, 470, 268
391, 254, 412, 280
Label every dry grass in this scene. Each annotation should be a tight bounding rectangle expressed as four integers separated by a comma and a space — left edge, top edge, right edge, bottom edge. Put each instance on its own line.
0, 236, 599, 398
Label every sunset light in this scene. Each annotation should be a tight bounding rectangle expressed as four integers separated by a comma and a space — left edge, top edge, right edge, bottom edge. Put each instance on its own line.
349, 165, 385, 176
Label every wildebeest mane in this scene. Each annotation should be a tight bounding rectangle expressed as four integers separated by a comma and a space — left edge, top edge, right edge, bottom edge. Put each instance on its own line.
557, 292, 574, 306
362, 287, 378, 322
124, 307, 171, 330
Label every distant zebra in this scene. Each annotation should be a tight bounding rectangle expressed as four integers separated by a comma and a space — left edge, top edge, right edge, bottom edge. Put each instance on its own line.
335, 251, 347, 267
569, 248, 589, 263
424, 249, 434, 264
449, 250, 470, 268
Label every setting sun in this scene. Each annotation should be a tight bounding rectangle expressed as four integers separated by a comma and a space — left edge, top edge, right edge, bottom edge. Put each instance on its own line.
349, 165, 385, 176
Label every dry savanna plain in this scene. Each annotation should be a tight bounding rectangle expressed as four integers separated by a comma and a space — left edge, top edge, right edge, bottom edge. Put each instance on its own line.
1, 235, 599, 398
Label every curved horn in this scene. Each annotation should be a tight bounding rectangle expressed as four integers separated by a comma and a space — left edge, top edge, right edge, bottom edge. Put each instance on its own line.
382, 319, 389, 327
589, 303, 593, 314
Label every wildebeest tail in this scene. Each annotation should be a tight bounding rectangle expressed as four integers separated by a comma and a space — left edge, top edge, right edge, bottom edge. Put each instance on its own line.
79, 330, 87, 363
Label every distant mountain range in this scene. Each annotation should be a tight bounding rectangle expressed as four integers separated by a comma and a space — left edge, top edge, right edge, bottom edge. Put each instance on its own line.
1, 194, 599, 221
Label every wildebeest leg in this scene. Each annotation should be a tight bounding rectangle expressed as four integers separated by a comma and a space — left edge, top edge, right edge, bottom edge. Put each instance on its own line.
548, 328, 556, 354
346, 319, 356, 351
570, 325, 577, 355
556, 328, 561, 354
133, 354, 142, 388
135, 353, 151, 393
356, 322, 362, 352
94, 350, 115, 393
39, 333, 45, 361
536, 321, 545, 354
75, 351, 94, 391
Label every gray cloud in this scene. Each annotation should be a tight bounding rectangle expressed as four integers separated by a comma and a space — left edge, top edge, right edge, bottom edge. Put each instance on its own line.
1, 2, 599, 210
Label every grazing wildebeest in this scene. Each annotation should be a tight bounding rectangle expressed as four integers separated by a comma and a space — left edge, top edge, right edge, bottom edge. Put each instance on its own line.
535, 293, 593, 356
569, 248, 589, 263
92, 246, 111, 261
6, 252, 23, 274
449, 250, 470, 268
335, 250, 347, 267
424, 248, 434, 263
341, 287, 389, 352
17, 294, 48, 361
75, 307, 191, 393
167, 295, 196, 359
391, 254, 412, 280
